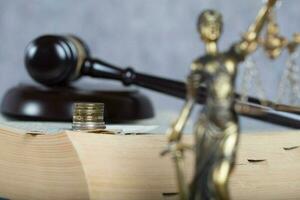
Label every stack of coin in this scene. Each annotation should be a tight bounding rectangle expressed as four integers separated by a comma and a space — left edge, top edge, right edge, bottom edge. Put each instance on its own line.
72, 102, 106, 131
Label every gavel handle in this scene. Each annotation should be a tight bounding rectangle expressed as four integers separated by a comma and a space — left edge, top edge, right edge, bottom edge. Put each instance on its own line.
83, 58, 207, 101
133, 73, 188, 99
82, 58, 300, 128
83, 58, 200, 100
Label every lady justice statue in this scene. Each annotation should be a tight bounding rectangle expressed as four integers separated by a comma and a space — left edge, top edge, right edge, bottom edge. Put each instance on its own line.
161, 1, 277, 199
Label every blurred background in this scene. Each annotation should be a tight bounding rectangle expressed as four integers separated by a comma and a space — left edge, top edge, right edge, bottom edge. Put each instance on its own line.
0, 0, 299, 131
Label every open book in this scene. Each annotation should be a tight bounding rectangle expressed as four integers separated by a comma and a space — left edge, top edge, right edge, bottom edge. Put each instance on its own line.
0, 123, 299, 200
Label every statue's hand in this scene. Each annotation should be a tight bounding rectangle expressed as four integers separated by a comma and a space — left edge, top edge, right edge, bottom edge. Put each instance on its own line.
166, 125, 181, 142
161, 140, 193, 157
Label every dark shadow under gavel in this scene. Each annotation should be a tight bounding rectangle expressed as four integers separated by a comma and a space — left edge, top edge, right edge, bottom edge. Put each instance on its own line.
25, 35, 300, 128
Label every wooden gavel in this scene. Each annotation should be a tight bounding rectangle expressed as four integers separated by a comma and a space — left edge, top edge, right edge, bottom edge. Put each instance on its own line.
25, 35, 300, 128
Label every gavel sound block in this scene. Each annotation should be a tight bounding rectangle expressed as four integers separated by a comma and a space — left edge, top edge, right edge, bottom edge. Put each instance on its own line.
1, 84, 154, 122
0, 124, 299, 200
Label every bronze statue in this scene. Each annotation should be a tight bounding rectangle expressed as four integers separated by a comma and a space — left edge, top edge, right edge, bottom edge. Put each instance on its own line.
162, 0, 278, 199
189, 10, 239, 200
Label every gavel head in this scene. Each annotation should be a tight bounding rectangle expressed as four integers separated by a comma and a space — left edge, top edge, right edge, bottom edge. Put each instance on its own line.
25, 35, 90, 86
197, 10, 223, 43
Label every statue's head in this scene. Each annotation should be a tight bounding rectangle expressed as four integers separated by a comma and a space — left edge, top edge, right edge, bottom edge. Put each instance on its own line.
197, 10, 223, 43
